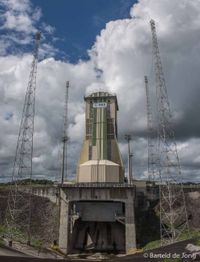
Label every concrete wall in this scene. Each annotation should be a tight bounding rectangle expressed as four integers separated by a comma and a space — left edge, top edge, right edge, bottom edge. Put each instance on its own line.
30, 186, 58, 204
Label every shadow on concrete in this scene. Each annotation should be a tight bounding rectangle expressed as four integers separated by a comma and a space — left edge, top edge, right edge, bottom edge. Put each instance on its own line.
135, 200, 160, 248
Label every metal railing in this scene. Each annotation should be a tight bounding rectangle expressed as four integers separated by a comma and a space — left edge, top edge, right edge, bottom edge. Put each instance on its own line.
59, 182, 135, 188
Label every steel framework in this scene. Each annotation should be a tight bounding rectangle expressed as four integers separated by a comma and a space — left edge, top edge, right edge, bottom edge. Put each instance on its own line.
61, 81, 69, 185
144, 76, 157, 181
150, 20, 189, 245
125, 134, 133, 183
6, 32, 41, 243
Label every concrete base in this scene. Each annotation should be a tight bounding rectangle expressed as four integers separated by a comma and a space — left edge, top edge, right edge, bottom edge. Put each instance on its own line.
58, 183, 136, 254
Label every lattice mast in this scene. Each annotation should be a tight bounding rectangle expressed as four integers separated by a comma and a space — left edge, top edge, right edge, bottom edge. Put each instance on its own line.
150, 20, 189, 245
61, 81, 69, 185
144, 76, 156, 181
125, 134, 133, 183
7, 32, 41, 243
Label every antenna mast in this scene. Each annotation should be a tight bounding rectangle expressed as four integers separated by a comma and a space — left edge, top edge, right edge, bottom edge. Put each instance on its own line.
6, 32, 41, 243
150, 20, 189, 245
61, 81, 69, 185
144, 76, 156, 181
125, 134, 133, 183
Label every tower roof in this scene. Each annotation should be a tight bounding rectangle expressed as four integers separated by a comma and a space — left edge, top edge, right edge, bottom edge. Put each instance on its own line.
84, 91, 119, 110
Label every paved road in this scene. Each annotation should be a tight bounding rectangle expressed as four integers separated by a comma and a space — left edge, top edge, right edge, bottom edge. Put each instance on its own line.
0, 246, 28, 257
0, 238, 200, 262
0, 255, 100, 262
0, 246, 100, 261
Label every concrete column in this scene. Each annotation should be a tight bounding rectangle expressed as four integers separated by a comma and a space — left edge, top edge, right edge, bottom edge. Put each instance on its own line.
59, 189, 70, 254
125, 200, 136, 253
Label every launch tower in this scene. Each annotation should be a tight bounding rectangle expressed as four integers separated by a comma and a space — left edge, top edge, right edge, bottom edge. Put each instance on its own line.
77, 91, 124, 183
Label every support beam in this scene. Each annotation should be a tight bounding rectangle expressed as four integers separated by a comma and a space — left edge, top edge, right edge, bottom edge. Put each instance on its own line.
59, 189, 70, 253
125, 201, 136, 252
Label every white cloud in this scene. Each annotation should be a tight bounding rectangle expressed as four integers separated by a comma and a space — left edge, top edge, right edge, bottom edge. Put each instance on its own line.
0, 0, 39, 33
2, 11, 34, 32
2, 0, 31, 12
41, 23, 55, 35
88, 0, 200, 181
0, 53, 97, 180
0, 0, 57, 57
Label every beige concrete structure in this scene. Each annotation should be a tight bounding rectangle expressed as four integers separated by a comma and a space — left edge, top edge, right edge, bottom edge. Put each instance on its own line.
77, 92, 124, 183
78, 160, 120, 183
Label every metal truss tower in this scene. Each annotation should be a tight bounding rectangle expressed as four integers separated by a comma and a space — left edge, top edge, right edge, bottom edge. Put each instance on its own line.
61, 81, 69, 185
125, 134, 133, 183
150, 20, 189, 245
144, 76, 157, 181
6, 32, 41, 243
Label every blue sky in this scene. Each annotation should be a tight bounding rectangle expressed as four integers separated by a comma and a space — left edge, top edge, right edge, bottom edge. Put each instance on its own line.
33, 0, 136, 62
0, 0, 136, 62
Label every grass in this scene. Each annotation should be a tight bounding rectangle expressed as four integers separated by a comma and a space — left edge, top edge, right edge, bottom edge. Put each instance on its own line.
0, 225, 7, 235
143, 239, 161, 251
0, 237, 5, 246
0, 224, 46, 252
143, 229, 200, 251
196, 239, 200, 245
0, 224, 31, 244
31, 239, 44, 250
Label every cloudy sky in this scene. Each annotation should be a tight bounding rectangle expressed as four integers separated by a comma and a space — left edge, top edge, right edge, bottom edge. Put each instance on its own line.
0, 0, 200, 183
